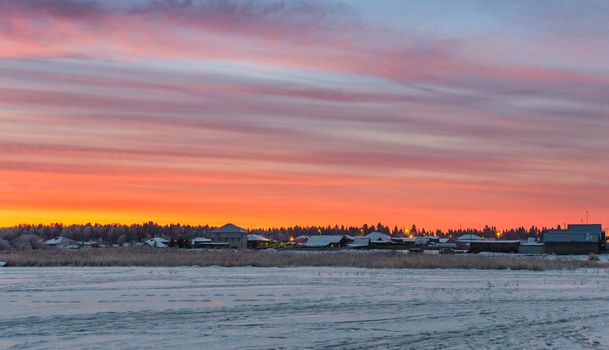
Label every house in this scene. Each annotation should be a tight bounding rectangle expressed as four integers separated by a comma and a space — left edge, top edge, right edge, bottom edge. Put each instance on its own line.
247, 234, 273, 249
207, 223, 248, 249
542, 224, 604, 255
145, 237, 169, 248
45, 237, 76, 248
304, 235, 353, 248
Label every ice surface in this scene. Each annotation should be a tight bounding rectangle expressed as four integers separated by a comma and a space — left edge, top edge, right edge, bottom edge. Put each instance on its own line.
1, 266, 609, 349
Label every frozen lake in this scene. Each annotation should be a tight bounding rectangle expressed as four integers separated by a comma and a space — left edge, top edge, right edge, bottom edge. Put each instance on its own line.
1, 266, 609, 349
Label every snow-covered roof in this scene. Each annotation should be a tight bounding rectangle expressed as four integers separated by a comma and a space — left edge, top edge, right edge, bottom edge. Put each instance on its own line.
304, 235, 348, 247
392, 237, 416, 242
247, 234, 271, 242
456, 234, 482, 241
294, 235, 309, 242
192, 237, 212, 243
45, 237, 74, 245
145, 237, 169, 248
364, 232, 391, 242
211, 223, 247, 234
348, 237, 370, 247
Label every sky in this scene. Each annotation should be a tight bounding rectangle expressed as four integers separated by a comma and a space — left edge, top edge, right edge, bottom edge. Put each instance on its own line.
1, 0, 608, 230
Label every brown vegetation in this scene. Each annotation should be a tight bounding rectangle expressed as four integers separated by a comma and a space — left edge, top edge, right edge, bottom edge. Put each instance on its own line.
0, 248, 606, 270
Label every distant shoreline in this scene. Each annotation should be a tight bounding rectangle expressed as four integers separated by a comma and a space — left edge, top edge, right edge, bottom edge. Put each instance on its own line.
0, 248, 606, 271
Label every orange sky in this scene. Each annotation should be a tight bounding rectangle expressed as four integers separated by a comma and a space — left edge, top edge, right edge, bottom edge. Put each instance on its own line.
1, 1, 609, 230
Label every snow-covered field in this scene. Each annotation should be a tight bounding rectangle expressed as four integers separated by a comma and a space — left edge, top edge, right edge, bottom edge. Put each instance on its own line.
1, 267, 609, 349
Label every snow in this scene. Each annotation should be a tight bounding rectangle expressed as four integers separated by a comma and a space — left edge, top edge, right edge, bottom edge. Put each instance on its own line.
191, 237, 212, 243
1, 266, 608, 349
456, 234, 482, 241
44, 237, 75, 246
364, 232, 391, 242
348, 237, 370, 247
247, 234, 270, 242
304, 235, 347, 247
145, 237, 169, 248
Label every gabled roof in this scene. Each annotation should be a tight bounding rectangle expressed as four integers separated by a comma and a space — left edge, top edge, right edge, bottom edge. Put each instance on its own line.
304, 235, 349, 247
211, 223, 247, 234
456, 234, 482, 241
349, 237, 370, 247
45, 237, 75, 245
247, 234, 271, 242
145, 237, 169, 248
364, 232, 392, 242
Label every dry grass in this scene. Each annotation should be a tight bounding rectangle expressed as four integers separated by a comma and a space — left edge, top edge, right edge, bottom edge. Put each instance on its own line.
1, 248, 607, 270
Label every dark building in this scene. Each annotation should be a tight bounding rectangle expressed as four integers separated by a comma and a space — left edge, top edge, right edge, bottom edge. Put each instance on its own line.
542, 224, 605, 255
469, 240, 520, 253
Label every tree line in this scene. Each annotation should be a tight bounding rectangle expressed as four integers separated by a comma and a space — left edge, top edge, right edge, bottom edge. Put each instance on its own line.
0, 222, 549, 251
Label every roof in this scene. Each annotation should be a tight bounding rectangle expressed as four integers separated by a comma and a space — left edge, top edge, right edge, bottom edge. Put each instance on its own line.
543, 229, 601, 243
348, 237, 370, 247
304, 235, 349, 247
470, 240, 520, 244
45, 237, 74, 245
566, 224, 603, 233
392, 237, 416, 242
294, 235, 309, 242
211, 223, 247, 234
456, 234, 482, 241
145, 237, 169, 248
192, 237, 212, 243
364, 232, 392, 242
247, 234, 271, 242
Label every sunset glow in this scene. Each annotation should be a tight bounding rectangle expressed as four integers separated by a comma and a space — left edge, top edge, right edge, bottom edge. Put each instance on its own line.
1, 0, 608, 229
